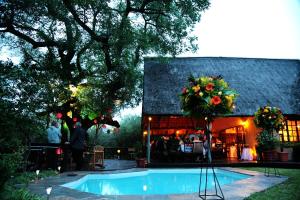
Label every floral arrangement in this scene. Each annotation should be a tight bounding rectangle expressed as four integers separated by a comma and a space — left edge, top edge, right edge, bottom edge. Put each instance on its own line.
254, 106, 285, 131
180, 75, 238, 120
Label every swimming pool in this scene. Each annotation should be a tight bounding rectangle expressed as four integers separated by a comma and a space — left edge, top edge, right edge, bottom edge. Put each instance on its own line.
62, 169, 251, 195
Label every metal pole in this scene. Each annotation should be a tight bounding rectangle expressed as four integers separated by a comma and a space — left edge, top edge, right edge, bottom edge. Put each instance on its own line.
147, 118, 151, 164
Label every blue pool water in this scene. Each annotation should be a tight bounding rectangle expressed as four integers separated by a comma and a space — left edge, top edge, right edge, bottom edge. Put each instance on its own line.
62, 169, 250, 195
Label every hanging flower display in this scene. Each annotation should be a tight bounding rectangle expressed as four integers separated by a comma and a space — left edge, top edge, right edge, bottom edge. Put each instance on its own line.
254, 106, 285, 131
180, 75, 238, 120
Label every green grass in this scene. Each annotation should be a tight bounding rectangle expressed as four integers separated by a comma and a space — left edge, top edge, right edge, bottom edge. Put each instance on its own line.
240, 168, 300, 200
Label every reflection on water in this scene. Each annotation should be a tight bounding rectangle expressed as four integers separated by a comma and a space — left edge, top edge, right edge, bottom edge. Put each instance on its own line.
66, 169, 250, 195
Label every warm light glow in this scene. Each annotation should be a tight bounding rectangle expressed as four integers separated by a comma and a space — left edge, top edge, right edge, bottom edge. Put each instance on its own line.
143, 131, 147, 135
241, 119, 249, 128
57, 166, 61, 172
46, 186, 52, 195
176, 130, 180, 134
148, 117, 152, 121
117, 149, 121, 154
36, 170, 40, 176
67, 111, 72, 118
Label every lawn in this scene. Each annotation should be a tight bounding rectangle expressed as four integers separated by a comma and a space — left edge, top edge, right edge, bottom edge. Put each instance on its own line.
240, 168, 300, 200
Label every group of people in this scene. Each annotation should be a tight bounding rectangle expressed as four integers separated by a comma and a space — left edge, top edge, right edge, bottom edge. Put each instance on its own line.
150, 134, 209, 161
47, 121, 87, 170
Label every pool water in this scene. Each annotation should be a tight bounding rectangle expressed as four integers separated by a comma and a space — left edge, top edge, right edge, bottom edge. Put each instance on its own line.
62, 169, 250, 195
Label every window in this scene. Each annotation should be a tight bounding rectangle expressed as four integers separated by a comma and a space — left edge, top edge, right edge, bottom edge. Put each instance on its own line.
279, 120, 300, 142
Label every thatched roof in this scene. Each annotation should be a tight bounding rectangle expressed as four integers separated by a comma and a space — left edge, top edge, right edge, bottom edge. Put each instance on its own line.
143, 57, 300, 116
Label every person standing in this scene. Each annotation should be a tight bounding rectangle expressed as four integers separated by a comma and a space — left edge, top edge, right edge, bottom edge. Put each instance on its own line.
47, 121, 61, 144
70, 122, 86, 170
47, 121, 61, 169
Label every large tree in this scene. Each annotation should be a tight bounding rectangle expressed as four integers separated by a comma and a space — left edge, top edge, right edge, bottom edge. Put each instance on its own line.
0, 0, 210, 130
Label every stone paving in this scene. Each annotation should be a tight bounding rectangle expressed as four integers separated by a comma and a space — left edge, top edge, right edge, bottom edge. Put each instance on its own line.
27, 159, 288, 200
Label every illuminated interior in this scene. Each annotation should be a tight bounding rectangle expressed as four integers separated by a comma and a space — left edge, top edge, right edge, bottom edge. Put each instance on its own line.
279, 120, 300, 142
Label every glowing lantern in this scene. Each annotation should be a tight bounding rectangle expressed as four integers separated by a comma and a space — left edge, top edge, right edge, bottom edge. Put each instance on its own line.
93, 119, 98, 124
56, 112, 63, 119
67, 111, 72, 118
56, 147, 63, 155
73, 117, 77, 122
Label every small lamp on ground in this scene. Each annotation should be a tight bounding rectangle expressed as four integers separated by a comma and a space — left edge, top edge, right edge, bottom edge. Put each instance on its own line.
35, 170, 40, 182
117, 149, 121, 159
57, 166, 61, 174
46, 186, 52, 200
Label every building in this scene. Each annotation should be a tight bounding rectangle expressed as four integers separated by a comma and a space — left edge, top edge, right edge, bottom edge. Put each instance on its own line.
142, 57, 300, 159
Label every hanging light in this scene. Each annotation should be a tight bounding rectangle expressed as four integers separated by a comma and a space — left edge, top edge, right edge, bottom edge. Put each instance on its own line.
93, 119, 98, 124
72, 117, 77, 122
56, 113, 62, 119
67, 111, 72, 118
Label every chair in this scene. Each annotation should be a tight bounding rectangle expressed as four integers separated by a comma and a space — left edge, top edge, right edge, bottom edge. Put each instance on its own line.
91, 145, 104, 169
128, 147, 136, 160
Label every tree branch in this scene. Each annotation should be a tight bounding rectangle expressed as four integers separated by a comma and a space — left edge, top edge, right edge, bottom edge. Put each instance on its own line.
4, 24, 59, 49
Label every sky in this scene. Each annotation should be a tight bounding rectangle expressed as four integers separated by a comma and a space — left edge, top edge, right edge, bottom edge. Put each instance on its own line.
1, 0, 299, 119
117, 0, 300, 120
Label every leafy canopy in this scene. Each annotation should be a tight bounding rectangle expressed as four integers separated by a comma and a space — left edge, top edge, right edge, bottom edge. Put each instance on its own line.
0, 0, 209, 120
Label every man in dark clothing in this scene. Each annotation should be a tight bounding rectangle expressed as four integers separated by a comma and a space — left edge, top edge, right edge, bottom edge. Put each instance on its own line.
70, 122, 86, 170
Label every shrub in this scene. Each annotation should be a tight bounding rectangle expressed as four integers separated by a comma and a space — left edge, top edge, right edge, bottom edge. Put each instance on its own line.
256, 130, 280, 151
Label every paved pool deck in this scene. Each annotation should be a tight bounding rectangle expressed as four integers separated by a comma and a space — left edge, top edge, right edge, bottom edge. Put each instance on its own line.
28, 160, 288, 200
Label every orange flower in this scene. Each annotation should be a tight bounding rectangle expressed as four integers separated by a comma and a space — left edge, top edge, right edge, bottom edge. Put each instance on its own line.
206, 83, 214, 91
211, 96, 222, 105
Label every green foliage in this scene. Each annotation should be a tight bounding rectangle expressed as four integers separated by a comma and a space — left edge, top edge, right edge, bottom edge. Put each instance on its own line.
256, 130, 280, 151
86, 115, 141, 148
1, 187, 43, 200
0, 0, 209, 121
1, 170, 55, 200
117, 115, 141, 147
0, 151, 23, 190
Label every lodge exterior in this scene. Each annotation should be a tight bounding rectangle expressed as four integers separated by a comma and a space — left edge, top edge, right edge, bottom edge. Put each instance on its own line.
142, 57, 300, 161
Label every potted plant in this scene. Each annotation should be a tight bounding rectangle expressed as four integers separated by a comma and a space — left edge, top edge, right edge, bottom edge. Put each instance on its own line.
254, 106, 284, 161
134, 141, 146, 168
256, 130, 280, 161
